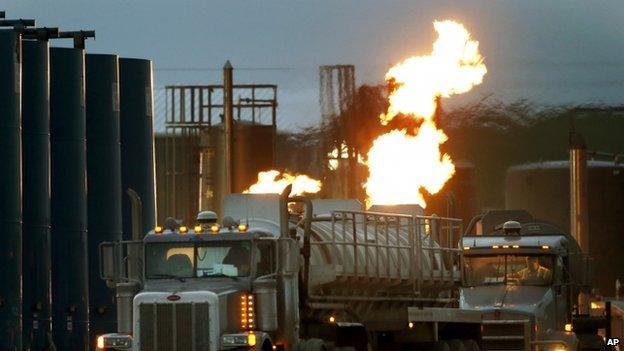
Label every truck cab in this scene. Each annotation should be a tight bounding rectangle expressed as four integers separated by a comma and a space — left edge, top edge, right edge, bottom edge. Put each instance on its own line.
97, 193, 303, 351
460, 211, 597, 351
135, 227, 282, 350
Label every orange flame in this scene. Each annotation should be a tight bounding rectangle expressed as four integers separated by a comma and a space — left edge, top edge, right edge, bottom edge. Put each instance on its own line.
365, 20, 486, 208
245, 170, 322, 196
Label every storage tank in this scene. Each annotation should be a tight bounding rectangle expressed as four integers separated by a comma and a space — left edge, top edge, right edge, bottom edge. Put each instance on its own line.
50, 47, 89, 350
86, 53, 122, 341
120, 58, 156, 239
199, 122, 275, 218
506, 160, 624, 296
154, 133, 200, 226
0, 29, 23, 350
22, 38, 52, 350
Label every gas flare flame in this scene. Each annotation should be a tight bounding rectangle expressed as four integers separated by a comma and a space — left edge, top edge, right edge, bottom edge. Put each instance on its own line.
245, 170, 322, 196
365, 20, 486, 208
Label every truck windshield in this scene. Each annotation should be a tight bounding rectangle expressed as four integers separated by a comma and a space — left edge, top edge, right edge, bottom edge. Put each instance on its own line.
145, 241, 252, 279
464, 254, 554, 286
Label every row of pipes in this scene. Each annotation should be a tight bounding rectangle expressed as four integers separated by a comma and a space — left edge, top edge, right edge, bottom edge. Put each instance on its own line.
0, 12, 156, 351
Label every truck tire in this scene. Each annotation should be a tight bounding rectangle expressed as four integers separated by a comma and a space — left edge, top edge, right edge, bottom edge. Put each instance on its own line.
447, 339, 466, 351
462, 339, 480, 351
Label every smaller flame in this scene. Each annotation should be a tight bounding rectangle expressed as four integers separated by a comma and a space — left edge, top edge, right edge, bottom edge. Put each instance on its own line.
245, 170, 322, 195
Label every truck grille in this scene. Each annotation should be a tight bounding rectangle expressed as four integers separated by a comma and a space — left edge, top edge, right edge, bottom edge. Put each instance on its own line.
139, 302, 211, 351
481, 320, 530, 351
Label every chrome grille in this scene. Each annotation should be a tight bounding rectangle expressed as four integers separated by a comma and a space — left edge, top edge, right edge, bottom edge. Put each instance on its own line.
481, 320, 530, 351
139, 302, 211, 351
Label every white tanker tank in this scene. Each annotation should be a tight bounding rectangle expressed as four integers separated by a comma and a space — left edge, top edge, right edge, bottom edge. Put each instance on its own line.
223, 193, 464, 314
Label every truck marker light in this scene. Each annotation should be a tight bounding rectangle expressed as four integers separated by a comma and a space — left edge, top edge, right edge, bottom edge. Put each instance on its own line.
241, 294, 255, 330
97, 335, 105, 349
238, 223, 248, 232
248, 333, 257, 346
210, 224, 220, 233
179, 226, 188, 234
194, 225, 203, 233
154, 226, 163, 234
564, 323, 573, 332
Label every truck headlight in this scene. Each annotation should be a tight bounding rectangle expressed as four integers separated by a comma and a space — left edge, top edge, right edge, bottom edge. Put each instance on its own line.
96, 333, 132, 350
547, 344, 568, 351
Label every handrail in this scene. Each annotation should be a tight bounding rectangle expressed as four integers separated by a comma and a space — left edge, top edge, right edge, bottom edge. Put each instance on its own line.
318, 209, 463, 297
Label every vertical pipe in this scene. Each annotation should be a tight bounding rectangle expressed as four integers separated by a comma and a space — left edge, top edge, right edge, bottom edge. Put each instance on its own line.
570, 131, 590, 315
50, 47, 89, 350
22, 38, 52, 350
0, 29, 23, 350
223, 61, 234, 194
86, 54, 122, 342
570, 133, 589, 253
120, 58, 156, 240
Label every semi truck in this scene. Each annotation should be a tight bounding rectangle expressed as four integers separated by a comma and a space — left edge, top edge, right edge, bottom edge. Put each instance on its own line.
96, 188, 604, 351
461, 210, 604, 351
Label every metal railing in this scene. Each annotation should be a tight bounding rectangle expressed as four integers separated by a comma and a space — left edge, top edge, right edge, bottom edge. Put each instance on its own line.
309, 210, 463, 297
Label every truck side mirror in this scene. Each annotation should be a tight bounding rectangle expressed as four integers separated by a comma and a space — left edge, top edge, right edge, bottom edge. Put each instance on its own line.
278, 238, 299, 274
99, 242, 120, 288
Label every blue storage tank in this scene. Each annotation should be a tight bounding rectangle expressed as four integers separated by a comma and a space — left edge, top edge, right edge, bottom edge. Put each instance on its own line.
0, 29, 23, 351
22, 38, 52, 350
50, 47, 89, 350
120, 58, 157, 238
86, 53, 122, 342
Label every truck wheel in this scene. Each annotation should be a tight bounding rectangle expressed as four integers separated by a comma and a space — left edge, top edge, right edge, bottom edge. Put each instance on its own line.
447, 339, 466, 351
462, 339, 480, 351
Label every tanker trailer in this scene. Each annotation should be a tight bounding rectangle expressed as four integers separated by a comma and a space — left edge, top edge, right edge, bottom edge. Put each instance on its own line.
96, 189, 484, 351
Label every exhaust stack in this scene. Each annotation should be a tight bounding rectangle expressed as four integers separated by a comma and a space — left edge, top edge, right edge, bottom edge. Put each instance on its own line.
569, 129, 589, 254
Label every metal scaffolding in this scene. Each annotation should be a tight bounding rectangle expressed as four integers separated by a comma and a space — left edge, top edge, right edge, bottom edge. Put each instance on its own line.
159, 83, 277, 225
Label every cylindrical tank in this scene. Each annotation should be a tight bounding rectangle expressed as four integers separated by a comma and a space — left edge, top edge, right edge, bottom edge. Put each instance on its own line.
86, 54, 122, 341
199, 123, 275, 219
0, 29, 23, 350
506, 160, 624, 296
120, 58, 156, 239
154, 133, 200, 226
50, 47, 89, 350
22, 38, 52, 350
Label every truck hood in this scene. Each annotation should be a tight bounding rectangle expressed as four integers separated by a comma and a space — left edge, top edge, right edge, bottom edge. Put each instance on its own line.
143, 278, 249, 295
460, 285, 553, 315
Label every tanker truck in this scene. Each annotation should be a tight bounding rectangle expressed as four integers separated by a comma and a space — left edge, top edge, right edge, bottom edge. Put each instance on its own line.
95, 189, 486, 351
460, 210, 604, 351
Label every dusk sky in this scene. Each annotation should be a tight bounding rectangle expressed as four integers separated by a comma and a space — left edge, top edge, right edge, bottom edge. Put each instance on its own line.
5, 1, 624, 131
